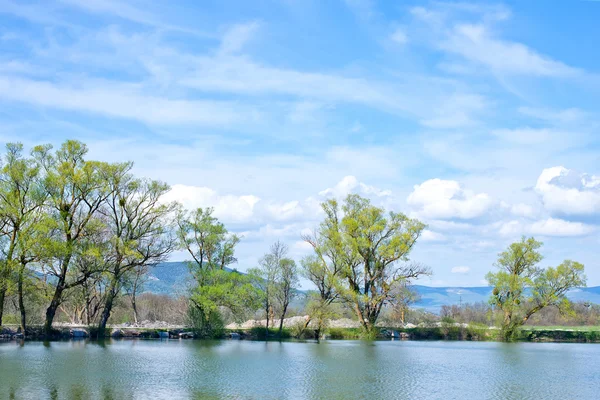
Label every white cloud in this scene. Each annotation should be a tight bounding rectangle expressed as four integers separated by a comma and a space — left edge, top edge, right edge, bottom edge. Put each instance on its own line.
518, 107, 587, 124
162, 184, 260, 223
440, 23, 580, 77
407, 178, 493, 219
239, 223, 309, 241
319, 175, 392, 199
0, 77, 257, 126
420, 93, 486, 128
390, 28, 408, 45
510, 203, 536, 218
535, 166, 600, 215
529, 218, 594, 236
162, 184, 324, 225
499, 218, 595, 237
492, 128, 553, 145
58, 0, 207, 35
219, 22, 260, 54
451, 266, 470, 274
421, 229, 446, 242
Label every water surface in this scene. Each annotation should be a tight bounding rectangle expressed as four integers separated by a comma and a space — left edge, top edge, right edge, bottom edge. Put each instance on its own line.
0, 339, 598, 399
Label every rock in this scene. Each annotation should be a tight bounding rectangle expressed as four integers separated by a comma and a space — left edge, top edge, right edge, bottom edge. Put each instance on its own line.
1, 327, 16, 335
111, 329, 124, 338
327, 318, 361, 329
230, 332, 241, 340
70, 328, 89, 338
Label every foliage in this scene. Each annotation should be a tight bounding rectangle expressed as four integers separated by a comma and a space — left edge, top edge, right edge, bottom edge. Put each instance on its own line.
177, 207, 261, 338
248, 241, 299, 337
177, 207, 239, 272
305, 194, 430, 337
486, 236, 586, 340
95, 170, 177, 331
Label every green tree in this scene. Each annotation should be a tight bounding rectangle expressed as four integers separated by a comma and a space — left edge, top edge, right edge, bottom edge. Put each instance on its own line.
299, 254, 341, 338
33, 140, 113, 336
96, 169, 177, 333
486, 236, 587, 340
248, 243, 281, 336
274, 257, 298, 336
177, 207, 258, 337
248, 241, 298, 338
0, 143, 46, 331
308, 194, 429, 337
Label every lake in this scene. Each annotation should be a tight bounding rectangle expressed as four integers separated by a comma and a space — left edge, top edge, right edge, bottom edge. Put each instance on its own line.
0, 339, 598, 399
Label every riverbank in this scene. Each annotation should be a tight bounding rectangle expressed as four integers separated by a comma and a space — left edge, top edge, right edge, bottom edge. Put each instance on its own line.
2, 323, 600, 343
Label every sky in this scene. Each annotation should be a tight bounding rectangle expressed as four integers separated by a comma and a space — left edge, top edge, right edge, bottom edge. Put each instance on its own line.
1, 0, 599, 288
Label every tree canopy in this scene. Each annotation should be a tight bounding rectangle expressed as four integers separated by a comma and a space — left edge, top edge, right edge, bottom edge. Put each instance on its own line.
486, 236, 586, 340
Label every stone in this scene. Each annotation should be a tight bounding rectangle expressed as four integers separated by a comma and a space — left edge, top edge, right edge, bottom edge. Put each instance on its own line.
70, 328, 89, 338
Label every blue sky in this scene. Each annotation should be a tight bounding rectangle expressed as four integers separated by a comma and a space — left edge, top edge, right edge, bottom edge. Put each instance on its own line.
1, 0, 599, 287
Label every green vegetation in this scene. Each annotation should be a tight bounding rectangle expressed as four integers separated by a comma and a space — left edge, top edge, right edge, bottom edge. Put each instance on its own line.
177, 207, 261, 338
486, 237, 586, 341
300, 195, 430, 337
0, 140, 593, 343
248, 241, 299, 338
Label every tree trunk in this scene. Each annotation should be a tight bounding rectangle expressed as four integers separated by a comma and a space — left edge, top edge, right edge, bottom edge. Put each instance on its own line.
44, 287, 64, 337
278, 303, 288, 337
1, 230, 19, 327
132, 295, 139, 324
265, 301, 269, 339
18, 266, 26, 334
44, 254, 72, 337
98, 278, 119, 335
0, 287, 6, 327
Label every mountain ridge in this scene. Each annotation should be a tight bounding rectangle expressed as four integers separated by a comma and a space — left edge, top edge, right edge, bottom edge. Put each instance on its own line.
147, 262, 600, 312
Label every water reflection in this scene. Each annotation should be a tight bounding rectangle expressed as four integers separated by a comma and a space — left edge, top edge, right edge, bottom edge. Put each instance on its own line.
0, 339, 598, 399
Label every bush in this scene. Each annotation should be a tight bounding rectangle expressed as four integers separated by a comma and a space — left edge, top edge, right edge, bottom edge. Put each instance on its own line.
188, 305, 224, 339
247, 327, 291, 339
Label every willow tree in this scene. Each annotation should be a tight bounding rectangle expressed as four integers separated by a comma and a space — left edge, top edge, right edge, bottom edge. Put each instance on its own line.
486, 236, 586, 340
96, 168, 177, 333
249, 241, 298, 337
300, 221, 346, 337
248, 242, 284, 335
310, 194, 429, 336
33, 140, 113, 336
0, 143, 46, 330
177, 207, 259, 337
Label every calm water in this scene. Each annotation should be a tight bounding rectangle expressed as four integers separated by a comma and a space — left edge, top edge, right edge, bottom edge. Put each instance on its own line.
0, 339, 598, 399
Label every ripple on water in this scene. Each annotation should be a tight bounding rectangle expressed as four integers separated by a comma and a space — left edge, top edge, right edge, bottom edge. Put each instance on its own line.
1, 340, 599, 400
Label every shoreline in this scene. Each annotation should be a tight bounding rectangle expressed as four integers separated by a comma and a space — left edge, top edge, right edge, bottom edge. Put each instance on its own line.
2, 324, 600, 343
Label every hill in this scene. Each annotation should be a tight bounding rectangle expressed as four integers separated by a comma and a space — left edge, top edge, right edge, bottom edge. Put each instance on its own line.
147, 262, 600, 312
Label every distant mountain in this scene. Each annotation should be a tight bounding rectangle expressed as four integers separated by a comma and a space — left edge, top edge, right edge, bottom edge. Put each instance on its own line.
145, 262, 239, 295
146, 262, 600, 312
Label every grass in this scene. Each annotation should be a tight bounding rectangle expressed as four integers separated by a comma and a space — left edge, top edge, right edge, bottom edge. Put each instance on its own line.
526, 325, 600, 332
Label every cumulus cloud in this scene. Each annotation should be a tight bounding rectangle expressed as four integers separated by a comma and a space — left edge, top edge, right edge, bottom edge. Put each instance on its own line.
451, 266, 470, 274
162, 184, 260, 223
319, 175, 392, 199
535, 166, 600, 215
421, 229, 446, 242
407, 178, 493, 219
499, 218, 595, 237
162, 184, 324, 225
509, 203, 536, 218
